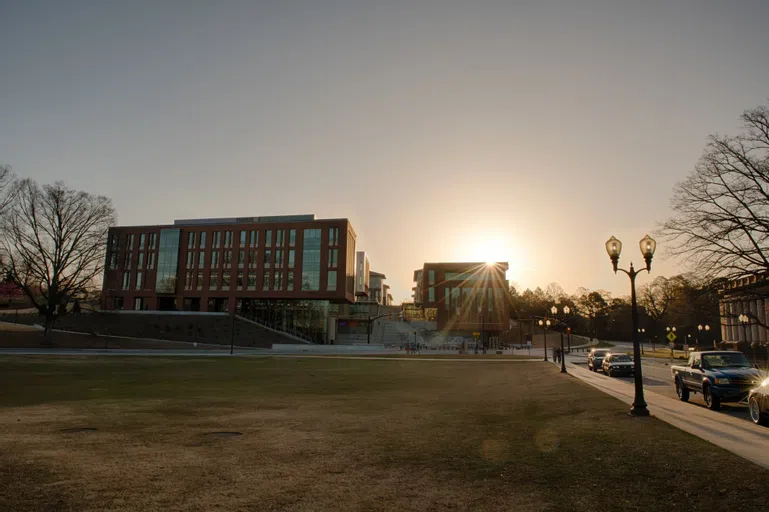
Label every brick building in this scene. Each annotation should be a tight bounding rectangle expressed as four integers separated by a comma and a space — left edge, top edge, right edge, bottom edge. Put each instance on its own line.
415, 262, 510, 343
101, 214, 356, 342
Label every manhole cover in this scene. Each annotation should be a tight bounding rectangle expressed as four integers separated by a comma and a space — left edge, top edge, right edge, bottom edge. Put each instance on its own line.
60, 427, 98, 433
204, 431, 242, 438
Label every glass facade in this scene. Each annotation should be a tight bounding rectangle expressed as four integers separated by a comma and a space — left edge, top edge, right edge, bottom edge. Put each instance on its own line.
327, 270, 337, 291
301, 229, 321, 290
155, 229, 180, 293
236, 299, 330, 343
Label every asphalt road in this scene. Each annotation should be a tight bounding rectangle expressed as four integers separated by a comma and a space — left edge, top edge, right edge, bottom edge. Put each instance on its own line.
567, 347, 754, 425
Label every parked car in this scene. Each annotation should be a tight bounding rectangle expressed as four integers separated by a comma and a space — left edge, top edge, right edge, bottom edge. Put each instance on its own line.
671, 351, 764, 410
748, 378, 769, 426
588, 348, 611, 372
602, 353, 634, 377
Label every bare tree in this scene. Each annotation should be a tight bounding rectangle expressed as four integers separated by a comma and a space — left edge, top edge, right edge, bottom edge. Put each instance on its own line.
545, 282, 566, 303
638, 276, 677, 324
659, 104, 769, 281
0, 179, 116, 339
0, 164, 13, 215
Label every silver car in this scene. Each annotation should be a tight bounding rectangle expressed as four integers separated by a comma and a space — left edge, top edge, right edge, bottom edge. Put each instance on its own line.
588, 348, 611, 372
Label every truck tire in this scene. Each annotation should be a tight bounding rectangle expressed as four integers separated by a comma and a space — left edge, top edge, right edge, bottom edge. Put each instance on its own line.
675, 376, 689, 402
703, 385, 721, 411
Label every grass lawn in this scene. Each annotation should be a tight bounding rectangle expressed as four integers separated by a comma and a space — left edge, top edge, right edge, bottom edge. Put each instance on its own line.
1, 357, 767, 511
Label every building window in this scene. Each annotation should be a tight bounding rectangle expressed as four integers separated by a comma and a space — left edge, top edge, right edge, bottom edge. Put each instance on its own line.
224, 230, 233, 248
185, 272, 193, 291
187, 232, 195, 249
265, 230, 272, 246
276, 229, 285, 247
263, 271, 270, 291
196, 271, 203, 291
329, 227, 339, 246
327, 270, 337, 291
445, 287, 450, 310
148, 252, 155, 270
287, 272, 294, 291
108, 251, 118, 270
237, 271, 244, 290
224, 250, 232, 268
237, 250, 245, 268
222, 272, 230, 291
239, 231, 246, 247
199, 232, 206, 248
136, 271, 143, 289
213, 231, 221, 248
429, 270, 435, 285
328, 248, 338, 268
122, 272, 131, 290
155, 229, 181, 293
134, 297, 144, 311
452, 288, 460, 316
127, 234, 134, 250
249, 249, 258, 269
264, 249, 272, 268
249, 230, 258, 247
289, 229, 296, 247
275, 249, 283, 268
428, 287, 435, 302
273, 272, 282, 291
185, 252, 193, 268
137, 252, 145, 268
139, 233, 146, 249
247, 273, 256, 290
148, 233, 157, 249
209, 272, 219, 290
301, 229, 321, 290
113, 296, 124, 310
288, 249, 295, 269
211, 251, 219, 267
198, 251, 204, 268
124, 252, 132, 269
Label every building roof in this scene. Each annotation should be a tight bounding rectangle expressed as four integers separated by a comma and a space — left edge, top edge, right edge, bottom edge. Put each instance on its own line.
370, 271, 386, 279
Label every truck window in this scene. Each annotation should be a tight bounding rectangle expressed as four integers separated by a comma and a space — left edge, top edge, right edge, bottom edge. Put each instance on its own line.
692, 355, 701, 368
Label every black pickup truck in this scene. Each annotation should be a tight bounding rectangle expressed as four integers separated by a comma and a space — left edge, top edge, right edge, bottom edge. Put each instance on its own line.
671, 351, 764, 410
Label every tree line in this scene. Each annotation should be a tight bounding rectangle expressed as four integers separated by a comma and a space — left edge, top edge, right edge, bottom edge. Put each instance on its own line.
508, 276, 721, 345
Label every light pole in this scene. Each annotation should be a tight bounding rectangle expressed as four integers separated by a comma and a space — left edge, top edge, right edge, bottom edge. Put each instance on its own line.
551, 305, 570, 373
698, 324, 712, 348
637, 328, 646, 355
538, 318, 551, 362
606, 234, 656, 417
739, 314, 754, 363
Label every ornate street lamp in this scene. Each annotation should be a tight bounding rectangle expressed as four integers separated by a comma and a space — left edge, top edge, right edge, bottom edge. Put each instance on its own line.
538, 318, 551, 362
605, 234, 656, 417
551, 305, 571, 373
637, 328, 646, 355
698, 324, 712, 348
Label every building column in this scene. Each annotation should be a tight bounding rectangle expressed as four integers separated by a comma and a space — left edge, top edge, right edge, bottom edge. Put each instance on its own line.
720, 301, 728, 342
728, 301, 738, 342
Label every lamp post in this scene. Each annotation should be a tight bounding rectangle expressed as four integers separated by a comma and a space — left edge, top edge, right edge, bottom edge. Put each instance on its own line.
538, 318, 551, 362
637, 328, 646, 355
739, 314, 754, 363
698, 324, 712, 348
605, 234, 656, 417
551, 305, 570, 373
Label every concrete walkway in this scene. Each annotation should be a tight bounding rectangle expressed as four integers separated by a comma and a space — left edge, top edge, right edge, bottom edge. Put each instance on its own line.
562, 358, 769, 470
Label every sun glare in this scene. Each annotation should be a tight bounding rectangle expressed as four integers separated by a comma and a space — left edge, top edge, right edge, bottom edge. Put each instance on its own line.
460, 232, 531, 285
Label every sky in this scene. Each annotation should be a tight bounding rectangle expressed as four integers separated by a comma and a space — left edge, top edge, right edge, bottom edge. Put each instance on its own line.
2, 0, 768, 303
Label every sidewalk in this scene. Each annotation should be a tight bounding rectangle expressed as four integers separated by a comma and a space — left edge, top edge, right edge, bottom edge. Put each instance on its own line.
562, 358, 769, 470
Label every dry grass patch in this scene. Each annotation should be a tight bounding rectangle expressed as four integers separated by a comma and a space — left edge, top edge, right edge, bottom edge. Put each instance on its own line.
1, 356, 768, 511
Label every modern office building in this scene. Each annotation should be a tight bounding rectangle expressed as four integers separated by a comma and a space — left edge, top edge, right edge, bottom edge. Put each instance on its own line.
412, 269, 423, 305
369, 271, 387, 305
355, 251, 371, 300
101, 214, 356, 343
415, 262, 510, 343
